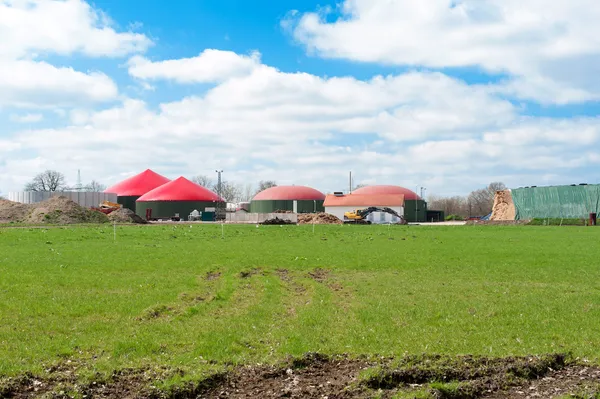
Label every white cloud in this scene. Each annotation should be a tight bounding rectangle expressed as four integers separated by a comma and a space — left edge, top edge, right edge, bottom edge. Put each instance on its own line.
128, 49, 262, 83
0, 0, 151, 60
0, 0, 151, 108
288, 0, 600, 103
0, 60, 118, 107
3, 51, 599, 196
9, 113, 43, 123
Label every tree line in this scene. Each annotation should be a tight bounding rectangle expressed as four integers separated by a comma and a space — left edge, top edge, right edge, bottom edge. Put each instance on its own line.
427, 182, 506, 219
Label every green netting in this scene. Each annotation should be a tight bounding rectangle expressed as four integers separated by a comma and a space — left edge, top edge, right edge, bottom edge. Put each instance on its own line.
512, 184, 600, 220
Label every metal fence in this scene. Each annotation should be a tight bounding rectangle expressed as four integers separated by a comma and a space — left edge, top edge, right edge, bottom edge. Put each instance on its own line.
225, 212, 298, 224
8, 191, 117, 208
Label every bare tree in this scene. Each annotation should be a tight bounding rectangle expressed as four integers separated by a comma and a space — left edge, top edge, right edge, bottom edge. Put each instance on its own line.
240, 183, 255, 202
216, 181, 243, 203
191, 175, 214, 188
256, 180, 277, 194
428, 195, 469, 218
86, 180, 106, 192
24, 170, 66, 192
467, 182, 507, 216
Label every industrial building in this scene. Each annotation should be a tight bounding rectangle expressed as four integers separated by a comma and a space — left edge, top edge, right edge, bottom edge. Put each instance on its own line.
136, 176, 225, 221
250, 186, 325, 213
104, 169, 170, 213
324, 193, 405, 224
350, 185, 427, 222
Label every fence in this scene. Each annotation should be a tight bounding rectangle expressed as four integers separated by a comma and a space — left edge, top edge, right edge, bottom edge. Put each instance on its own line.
8, 191, 118, 208
225, 212, 298, 224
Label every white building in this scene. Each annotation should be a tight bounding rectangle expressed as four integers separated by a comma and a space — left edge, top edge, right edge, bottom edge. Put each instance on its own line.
324, 193, 405, 224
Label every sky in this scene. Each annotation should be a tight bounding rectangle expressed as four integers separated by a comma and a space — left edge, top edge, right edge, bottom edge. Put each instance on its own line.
1, 0, 600, 198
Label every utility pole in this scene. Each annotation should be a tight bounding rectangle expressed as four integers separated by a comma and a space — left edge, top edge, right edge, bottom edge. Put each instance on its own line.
349, 171, 352, 194
216, 170, 223, 221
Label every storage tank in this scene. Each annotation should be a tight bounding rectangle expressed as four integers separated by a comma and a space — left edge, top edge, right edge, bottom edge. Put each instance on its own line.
104, 169, 170, 213
250, 185, 325, 213
136, 176, 225, 221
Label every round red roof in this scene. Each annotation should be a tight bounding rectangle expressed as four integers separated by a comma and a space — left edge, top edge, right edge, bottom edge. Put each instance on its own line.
105, 169, 171, 196
253, 186, 325, 201
352, 185, 421, 200
137, 177, 224, 202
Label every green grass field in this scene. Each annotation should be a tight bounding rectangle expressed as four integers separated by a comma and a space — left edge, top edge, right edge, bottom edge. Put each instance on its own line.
1, 224, 600, 392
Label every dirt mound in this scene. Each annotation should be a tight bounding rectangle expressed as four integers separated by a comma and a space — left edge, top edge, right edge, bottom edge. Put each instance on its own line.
491, 190, 516, 221
0, 196, 109, 224
107, 208, 148, 224
0, 199, 30, 223
298, 212, 342, 225
262, 217, 295, 225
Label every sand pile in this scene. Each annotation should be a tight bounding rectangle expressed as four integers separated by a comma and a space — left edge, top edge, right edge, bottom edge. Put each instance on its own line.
0, 196, 109, 224
107, 208, 148, 224
490, 190, 516, 221
298, 213, 342, 225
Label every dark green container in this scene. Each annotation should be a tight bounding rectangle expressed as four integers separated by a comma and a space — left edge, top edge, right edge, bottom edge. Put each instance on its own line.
250, 200, 324, 213
117, 196, 139, 213
201, 211, 215, 222
404, 200, 428, 222
136, 201, 224, 220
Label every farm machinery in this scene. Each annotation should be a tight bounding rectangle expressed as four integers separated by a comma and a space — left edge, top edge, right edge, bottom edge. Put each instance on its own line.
92, 200, 122, 215
343, 206, 407, 225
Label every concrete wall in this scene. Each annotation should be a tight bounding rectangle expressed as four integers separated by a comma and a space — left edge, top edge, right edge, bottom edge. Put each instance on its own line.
225, 212, 298, 224
8, 191, 117, 208
325, 206, 404, 224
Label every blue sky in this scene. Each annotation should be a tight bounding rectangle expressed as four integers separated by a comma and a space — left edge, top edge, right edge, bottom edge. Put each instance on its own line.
1, 0, 599, 197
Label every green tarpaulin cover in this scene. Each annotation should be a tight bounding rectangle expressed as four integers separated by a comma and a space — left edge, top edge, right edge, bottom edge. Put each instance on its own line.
512, 185, 600, 220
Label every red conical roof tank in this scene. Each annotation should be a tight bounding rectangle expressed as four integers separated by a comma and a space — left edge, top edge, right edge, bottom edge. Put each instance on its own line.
352, 185, 421, 200
105, 169, 171, 196
137, 177, 225, 202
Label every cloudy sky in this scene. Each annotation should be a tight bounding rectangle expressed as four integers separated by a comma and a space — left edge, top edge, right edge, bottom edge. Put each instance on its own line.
1, 0, 599, 197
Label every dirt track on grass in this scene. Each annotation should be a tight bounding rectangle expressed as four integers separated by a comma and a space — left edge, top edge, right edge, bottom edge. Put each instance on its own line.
3, 353, 600, 398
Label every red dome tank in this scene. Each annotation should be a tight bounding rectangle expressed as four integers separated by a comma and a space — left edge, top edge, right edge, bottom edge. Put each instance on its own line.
253, 186, 325, 201
352, 185, 421, 201
105, 169, 170, 196
137, 177, 224, 202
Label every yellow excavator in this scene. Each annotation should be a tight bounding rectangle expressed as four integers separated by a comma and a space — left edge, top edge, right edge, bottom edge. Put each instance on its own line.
344, 206, 407, 224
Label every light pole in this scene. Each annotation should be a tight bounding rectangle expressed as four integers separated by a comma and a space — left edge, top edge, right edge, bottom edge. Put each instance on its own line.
420, 187, 426, 222
216, 170, 223, 220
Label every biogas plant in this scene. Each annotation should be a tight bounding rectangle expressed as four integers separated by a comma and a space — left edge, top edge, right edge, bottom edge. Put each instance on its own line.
8, 169, 600, 225
6, 169, 440, 224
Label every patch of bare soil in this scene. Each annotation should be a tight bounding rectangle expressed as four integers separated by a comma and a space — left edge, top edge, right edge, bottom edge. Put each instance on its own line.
484, 364, 600, 398
298, 213, 343, 225
0, 196, 108, 224
490, 190, 516, 221
308, 268, 330, 283
196, 353, 374, 399
239, 268, 263, 278
107, 208, 148, 224
205, 271, 222, 281
3, 353, 599, 399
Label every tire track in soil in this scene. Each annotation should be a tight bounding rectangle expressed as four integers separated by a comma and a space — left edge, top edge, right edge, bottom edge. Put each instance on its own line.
3, 353, 600, 398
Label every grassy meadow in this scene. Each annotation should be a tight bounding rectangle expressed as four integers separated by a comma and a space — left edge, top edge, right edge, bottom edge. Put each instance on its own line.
1, 223, 600, 385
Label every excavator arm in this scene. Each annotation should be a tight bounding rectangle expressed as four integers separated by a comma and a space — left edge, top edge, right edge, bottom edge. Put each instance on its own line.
344, 207, 406, 224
